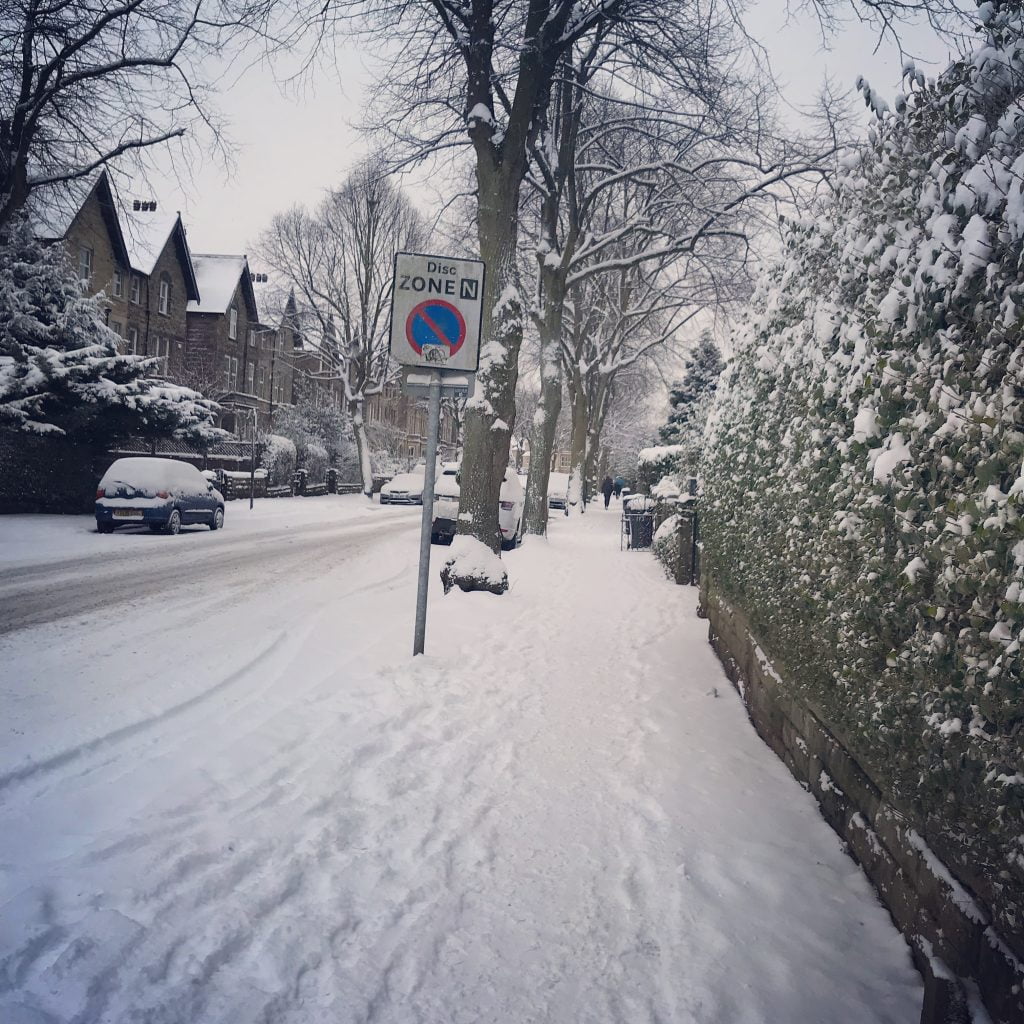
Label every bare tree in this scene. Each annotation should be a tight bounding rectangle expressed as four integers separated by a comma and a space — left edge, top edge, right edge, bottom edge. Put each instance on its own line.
257, 159, 427, 496
0, 0, 267, 228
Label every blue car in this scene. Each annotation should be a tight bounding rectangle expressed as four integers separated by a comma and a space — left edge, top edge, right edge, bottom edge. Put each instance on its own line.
95, 457, 225, 535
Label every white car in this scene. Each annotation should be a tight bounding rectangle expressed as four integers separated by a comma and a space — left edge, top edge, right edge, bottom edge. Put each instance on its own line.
379, 468, 425, 505
431, 465, 525, 550
547, 471, 570, 511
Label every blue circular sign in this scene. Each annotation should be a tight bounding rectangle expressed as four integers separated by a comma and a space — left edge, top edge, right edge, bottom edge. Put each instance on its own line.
406, 300, 467, 357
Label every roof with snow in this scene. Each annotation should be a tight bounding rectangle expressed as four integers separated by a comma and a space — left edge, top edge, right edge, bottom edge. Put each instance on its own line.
120, 207, 199, 301
188, 254, 258, 319
27, 172, 130, 266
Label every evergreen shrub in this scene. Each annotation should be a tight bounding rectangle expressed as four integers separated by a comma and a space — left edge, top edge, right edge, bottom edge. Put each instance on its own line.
702, 3, 1024, 931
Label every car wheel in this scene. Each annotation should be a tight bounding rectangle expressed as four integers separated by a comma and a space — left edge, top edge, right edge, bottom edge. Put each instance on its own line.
210, 507, 224, 531
165, 509, 182, 535
97, 522, 115, 534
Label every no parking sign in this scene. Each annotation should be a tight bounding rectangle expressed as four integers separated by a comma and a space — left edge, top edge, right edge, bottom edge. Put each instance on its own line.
389, 252, 484, 372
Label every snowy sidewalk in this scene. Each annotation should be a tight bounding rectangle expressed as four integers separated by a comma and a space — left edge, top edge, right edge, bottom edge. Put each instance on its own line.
0, 508, 921, 1022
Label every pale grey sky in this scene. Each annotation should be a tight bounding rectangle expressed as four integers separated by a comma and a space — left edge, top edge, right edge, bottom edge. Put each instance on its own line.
145, 3, 957, 260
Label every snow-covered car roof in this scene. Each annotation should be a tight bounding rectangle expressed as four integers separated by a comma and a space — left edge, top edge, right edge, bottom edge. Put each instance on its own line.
382, 472, 425, 492
99, 457, 205, 490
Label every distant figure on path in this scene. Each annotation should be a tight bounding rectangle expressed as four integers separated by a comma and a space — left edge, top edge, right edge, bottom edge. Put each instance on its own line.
601, 476, 614, 509
613, 476, 625, 498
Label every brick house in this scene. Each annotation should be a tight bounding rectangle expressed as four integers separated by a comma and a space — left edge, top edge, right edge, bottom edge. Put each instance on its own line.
118, 203, 200, 379
187, 255, 284, 434
30, 171, 199, 379
364, 380, 460, 466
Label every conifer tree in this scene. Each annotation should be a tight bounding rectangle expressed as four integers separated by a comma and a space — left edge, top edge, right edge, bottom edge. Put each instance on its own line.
0, 218, 220, 444
659, 331, 725, 445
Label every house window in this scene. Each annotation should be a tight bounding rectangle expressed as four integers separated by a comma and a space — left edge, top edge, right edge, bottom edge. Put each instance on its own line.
126, 326, 139, 354
130, 275, 141, 304
78, 246, 93, 284
112, 269, 123, 298
229, 307, 238, 340
158, 275, 171, 316
110, 320, 122, 337
248, 328, 256, 348
223, 355, 239, 390
246, 363, 255, 394
258, 367, 265, 398
150, 336, 169, 375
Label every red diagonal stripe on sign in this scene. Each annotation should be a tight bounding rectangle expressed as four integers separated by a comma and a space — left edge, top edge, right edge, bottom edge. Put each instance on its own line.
417, 308, 452, 348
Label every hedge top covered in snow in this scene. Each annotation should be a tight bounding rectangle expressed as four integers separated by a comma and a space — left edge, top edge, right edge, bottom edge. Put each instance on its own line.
701, 0, 1024, 953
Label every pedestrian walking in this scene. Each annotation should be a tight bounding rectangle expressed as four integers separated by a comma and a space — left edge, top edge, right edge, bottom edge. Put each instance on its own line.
601, 475, 614, 509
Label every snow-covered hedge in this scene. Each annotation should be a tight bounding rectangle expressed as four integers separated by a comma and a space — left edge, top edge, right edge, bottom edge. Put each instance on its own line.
261, 433, 296, 487
702, 5, 1024, 922
652, 512, 682, 579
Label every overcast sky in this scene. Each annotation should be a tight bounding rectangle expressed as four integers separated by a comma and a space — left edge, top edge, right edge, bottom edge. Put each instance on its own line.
147, 2, 958, 260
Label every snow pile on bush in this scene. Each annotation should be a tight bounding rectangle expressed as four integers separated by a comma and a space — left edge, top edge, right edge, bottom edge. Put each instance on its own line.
261, 434, 296, 486
701, 5, 1024, 924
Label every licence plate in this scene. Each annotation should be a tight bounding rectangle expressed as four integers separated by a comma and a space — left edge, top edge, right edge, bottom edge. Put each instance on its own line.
113, 509, 143, 519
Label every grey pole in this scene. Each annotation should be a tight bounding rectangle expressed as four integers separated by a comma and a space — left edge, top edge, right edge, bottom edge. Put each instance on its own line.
249, 407, 256, 510
413, 371, 442, 655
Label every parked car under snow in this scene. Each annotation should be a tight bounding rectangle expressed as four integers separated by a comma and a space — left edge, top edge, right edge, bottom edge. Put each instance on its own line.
547, 471, 571, 511
379, 469, 426, 505
430, 465, 525, 550
95, 458, 225, 535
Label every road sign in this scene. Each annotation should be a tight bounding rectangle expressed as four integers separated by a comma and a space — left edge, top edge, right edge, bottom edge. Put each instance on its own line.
402, 367, 475, 400
390, 252, 484, 371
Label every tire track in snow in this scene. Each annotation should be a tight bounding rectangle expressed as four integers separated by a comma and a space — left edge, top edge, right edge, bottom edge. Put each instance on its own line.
0, 629, 287, 798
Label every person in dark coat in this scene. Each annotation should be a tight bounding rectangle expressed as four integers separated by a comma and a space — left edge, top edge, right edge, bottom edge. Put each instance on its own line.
601, 475, 614, 509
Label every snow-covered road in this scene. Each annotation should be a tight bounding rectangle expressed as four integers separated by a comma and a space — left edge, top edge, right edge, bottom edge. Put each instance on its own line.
0, 500, 922, 1023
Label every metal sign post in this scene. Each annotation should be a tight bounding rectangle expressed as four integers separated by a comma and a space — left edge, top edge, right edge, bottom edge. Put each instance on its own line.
413, 371, 442, 656
390, 251, 485, 657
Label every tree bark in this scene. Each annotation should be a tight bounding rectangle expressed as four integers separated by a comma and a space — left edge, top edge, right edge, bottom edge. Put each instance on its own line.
348, 397, 374, 499
455, 158, 524, 554
523, 264, 565, 535
567, 383, 588, 511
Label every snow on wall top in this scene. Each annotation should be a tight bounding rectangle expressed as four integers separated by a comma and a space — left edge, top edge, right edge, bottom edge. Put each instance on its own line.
188, 254, 248, 315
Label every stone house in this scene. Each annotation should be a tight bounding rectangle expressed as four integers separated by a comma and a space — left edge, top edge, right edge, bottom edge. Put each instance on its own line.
364, 380, 460, 466
186, 255, 286, 434
31, 170, 200, 379
118, 203, 200, 379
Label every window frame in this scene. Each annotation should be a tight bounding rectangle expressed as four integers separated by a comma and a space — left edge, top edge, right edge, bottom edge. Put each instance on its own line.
126, 326, 139, 354
130, 275, 141, 304
112, 269, 123, 298
228, 306, 238, 340
78, 246, 93, 284
158, 275, 171, 316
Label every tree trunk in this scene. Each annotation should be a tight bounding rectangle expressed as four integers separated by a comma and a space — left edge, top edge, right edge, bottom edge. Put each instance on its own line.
567, 385, 588, 512
348, 397, 374, 499
523, 268, 565, 535
454, 158, 523, 558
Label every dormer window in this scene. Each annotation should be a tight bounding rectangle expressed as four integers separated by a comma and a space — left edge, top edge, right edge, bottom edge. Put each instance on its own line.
229, 306, 238, 340
158, 274, 171, 315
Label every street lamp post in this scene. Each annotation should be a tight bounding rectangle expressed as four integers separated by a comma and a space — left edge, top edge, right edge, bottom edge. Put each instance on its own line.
249, 405, 258, 510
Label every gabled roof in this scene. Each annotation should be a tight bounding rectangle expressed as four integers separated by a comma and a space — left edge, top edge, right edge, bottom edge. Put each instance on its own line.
188, 254, 258, 319
120, 207, 200, 300
27, 171, 130, 266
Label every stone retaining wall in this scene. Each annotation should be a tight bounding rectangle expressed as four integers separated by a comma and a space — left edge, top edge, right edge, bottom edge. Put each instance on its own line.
702, 584, 1024, 1024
